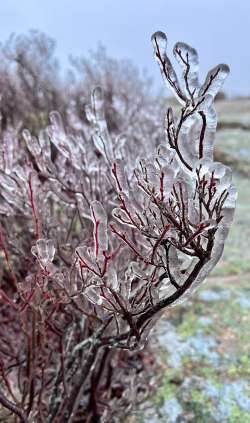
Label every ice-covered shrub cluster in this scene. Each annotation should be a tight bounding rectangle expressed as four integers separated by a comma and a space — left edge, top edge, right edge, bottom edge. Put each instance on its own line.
0, 31, 236, 422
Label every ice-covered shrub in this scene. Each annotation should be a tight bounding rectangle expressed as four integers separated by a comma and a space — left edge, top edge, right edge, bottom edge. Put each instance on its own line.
0, 31, 236, 422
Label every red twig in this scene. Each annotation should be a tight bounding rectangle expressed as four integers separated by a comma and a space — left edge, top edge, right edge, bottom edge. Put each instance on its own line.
150, 224, 171, 262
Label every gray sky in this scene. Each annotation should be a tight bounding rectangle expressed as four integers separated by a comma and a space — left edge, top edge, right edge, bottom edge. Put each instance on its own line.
0, 0, 250, 96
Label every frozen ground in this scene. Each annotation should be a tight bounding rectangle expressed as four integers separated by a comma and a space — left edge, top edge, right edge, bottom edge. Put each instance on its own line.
143, 275, 250, 423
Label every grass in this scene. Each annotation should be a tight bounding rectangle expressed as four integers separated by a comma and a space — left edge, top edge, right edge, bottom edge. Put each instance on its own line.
145, 274, 250, 422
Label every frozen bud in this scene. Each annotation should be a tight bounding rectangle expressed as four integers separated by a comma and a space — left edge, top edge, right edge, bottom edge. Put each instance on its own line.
174, 42, 199, 71
31, 239, 55, 269
151, 31, 167, 56
199, 64, 230, 99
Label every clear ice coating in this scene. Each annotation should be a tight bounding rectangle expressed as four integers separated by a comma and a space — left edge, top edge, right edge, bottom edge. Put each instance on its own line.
173, 42, 199, 98
151, 31, 186, 104
23, 129, 42, 157
0, 30, 237, 356
90, 200, 108, 258
86, 87, 114, 162
142, 29, 236, 308
199, 64, 230, 99
31, 239, 55, 269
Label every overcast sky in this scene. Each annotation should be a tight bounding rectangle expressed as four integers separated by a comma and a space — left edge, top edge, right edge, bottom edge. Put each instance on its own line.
0, 0, 249, 96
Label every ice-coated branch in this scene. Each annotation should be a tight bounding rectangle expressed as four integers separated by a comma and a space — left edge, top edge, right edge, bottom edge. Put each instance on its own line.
0, 29, 236, 421
152, 30, 230, 170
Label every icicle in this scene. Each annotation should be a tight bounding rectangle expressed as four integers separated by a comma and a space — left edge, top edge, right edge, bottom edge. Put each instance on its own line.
87, 87, 114, 162
106, 267, 119, 291
1, 131, 14, 174
31, 239, 55, 269
84, 286, 103, 306
90, 201, 108, 258
91, 87, 106, 129
39, 129, 51, 161
49, 111, 71, 159
23, 129, 41, 157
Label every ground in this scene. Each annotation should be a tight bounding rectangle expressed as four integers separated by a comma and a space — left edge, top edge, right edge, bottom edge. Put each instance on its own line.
143, 274, 250, 423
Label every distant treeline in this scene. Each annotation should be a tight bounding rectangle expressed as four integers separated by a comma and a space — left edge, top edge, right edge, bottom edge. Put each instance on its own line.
0, 30, 155, 135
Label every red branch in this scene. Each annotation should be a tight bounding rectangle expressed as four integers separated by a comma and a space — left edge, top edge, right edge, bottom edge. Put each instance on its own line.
151, 224, 171, 262
76, 251, 111, 278
159, 172, 164, 201
110, 224, 149, 264
92, 208, 100, 258
112, 162, 122, 192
